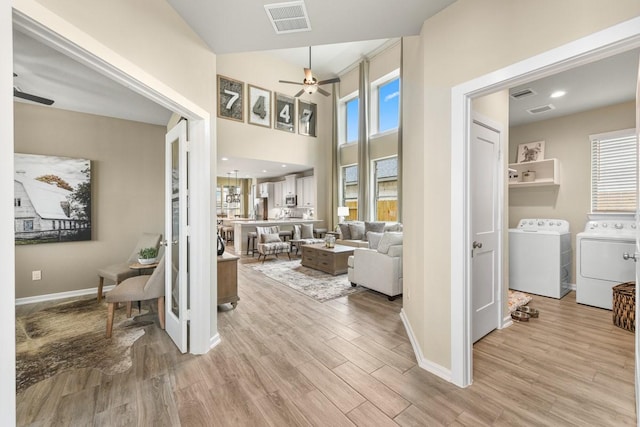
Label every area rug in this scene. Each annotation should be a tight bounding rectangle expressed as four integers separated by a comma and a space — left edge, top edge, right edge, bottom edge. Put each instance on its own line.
508, 290, 533, 313
15, 297, 154, 394
250, 259, 363, 302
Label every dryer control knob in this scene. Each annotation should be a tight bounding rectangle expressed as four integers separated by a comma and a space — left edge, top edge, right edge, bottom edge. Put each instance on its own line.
632, 224, 637, 229
615, 223, 623, 229
602, 223, 608, 228
538, 220, 544, 226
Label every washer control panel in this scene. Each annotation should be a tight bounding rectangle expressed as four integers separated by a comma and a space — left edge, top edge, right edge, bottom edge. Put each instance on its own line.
517, 218, 570, 233
583, 219, 636, 236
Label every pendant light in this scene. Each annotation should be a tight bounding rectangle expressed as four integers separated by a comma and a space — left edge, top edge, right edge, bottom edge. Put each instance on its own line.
232, 170, 241, 203
225, 172, 233, 203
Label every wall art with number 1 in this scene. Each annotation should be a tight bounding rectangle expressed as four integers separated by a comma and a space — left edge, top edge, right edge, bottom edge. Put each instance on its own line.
217, 75, 244, 122
248, 85, 271, 128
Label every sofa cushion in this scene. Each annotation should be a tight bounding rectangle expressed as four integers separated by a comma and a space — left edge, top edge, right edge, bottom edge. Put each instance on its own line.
377, 232, 403, 254
364, 222, 386, 240
338, 223, 352, 240
367, 232, 384, 250
348, 223, 365, 240
263, 233, 282, 243
384, 223, 403, 232
301, 223, 314, 239
292, 224, 301, 240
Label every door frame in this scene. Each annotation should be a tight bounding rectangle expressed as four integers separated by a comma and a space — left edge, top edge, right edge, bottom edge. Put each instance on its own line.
451, 16, 640, 388
11, 6, 214, 357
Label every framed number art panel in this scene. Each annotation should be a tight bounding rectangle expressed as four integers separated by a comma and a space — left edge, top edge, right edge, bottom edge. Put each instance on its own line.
298, 100, 317, 137
248, 85, 271, 128
274, 92, 295, 133
217, 75, 244, 122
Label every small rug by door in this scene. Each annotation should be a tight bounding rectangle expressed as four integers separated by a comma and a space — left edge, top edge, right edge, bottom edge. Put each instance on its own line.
250, 259, 363, 302
508, 290, 533, 313
15, 297, 154, 394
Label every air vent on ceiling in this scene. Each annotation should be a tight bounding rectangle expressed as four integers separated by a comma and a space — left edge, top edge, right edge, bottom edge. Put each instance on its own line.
264, 1, 311, 34
510, 88, 536, 100
527, 104, 556, 115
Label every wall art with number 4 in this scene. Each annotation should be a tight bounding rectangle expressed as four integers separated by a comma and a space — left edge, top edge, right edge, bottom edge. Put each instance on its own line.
248, 85, 271, 128
217, 75, 244, 122
274, 92, 295, 133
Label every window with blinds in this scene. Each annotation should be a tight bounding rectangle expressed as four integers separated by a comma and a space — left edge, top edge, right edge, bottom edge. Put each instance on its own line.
590, 129, 637, 213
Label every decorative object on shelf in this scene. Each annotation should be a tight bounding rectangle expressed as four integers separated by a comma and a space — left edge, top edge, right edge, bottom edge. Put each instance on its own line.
138, 247, 158, 265
275, 92, 295, 133
217, 232, 225, 256
248, 84, 271, 128
217, 75, 244, 122
521, 170, 536, 182
325, 233, 336, 248
298, 100, 317, 137
337, 206, 349, 223
516, 140, 545, 163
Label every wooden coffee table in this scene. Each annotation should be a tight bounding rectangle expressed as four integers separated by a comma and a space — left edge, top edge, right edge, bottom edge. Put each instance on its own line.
301, 244, 354, 275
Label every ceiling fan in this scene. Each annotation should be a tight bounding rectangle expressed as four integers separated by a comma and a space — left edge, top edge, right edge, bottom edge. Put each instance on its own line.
13, 73, 54, 105
279, 47, 340, 97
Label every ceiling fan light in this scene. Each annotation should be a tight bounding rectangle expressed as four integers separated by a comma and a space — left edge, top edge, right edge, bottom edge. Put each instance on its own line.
305, 84, 318, 94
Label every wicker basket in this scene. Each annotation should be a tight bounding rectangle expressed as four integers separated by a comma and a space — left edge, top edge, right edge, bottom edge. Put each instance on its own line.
612, 282, 635, 332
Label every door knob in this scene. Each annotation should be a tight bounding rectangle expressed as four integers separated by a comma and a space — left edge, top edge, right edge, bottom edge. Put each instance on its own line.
622, 252, 637, 262
473, 241, 483, 249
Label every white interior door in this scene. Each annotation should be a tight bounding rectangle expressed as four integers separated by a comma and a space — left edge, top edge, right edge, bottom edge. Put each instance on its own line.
471, 119, 501, 343
634, 54, 640, 420
165, 120, 188, 353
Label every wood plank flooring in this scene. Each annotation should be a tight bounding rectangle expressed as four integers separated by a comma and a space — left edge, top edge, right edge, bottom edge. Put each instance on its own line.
16, 251, 636, 426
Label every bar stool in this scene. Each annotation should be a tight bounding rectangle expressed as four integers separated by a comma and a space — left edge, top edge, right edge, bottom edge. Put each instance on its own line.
222, 226, 234, 243
247, 231, 257, 256
279, 230, 292, 241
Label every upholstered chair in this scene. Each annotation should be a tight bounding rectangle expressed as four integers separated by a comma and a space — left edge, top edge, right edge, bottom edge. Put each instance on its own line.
256, 225, 291, 263
105, 255, 168, 338
96, 232, 162, 301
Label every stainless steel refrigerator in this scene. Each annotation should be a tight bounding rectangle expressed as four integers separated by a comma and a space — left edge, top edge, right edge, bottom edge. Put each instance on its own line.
254, 197, 269, 220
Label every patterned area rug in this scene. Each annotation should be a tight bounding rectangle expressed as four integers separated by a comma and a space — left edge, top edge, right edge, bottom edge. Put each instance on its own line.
250, 259, 363, 302
15, 297, 154, 394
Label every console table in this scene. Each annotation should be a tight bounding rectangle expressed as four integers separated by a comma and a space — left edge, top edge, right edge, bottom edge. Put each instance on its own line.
217, 253, 239, 308
301, 244, 354, 275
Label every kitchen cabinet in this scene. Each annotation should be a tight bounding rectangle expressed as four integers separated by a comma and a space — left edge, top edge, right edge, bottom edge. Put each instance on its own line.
296, 176, 315, 207
259, 182, 274, 198
273, 181, 284, 207
284, 174, 297, 196
509, 158, 559, 188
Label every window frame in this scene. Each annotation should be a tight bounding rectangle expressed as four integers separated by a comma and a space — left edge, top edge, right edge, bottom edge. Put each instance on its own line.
339, 92, 359, 145
370, 69, 400, 136
372, 155, 399, 222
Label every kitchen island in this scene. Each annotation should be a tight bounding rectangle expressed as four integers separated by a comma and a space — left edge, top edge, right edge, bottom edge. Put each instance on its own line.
232, 219, 325, 254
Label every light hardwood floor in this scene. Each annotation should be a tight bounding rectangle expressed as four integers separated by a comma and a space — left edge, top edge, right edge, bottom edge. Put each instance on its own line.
16, 252, 636, 426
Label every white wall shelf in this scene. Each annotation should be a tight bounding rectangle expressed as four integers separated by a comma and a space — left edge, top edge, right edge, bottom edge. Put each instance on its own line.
508, 158, 559, 188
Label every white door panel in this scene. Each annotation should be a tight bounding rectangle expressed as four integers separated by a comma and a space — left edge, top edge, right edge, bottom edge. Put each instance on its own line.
634, 54, 639, 420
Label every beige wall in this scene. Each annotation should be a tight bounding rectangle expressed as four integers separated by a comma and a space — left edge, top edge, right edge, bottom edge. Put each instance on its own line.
404, 0, 640, 370
509, 101, 636, 282
14, 103, 165, 299
216, 51, 333, 227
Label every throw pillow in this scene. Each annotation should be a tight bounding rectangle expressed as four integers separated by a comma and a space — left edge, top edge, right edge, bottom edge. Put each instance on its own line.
263, 233, 282, 243
348, 222, 365, 240
364, 221, 386, 240
384, 223, 403, 232
377, 232, 403, 254
367, 231, 384, 250
301, 223, 314, 239
338, 223, 351, 240
292, 224, 301, 240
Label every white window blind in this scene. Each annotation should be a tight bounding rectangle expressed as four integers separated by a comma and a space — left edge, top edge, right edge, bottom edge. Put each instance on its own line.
590, 129, 637, 213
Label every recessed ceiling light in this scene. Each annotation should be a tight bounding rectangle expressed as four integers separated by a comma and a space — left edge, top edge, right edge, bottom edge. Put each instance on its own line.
221, 157, 228, 161
281, 164, 287, 168
550, 90, 566, 98
262, 170, 267, 173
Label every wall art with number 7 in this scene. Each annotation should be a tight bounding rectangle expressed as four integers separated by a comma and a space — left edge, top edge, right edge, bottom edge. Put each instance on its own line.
274, 92, 295, 133
247, 85, 271, 128
297, 100, 317, 137
217, 75, 244, 122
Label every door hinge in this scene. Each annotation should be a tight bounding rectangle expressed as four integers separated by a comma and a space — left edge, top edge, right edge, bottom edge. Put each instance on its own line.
185, 225, 190, 237
185, 309, 191, 320
185, 140, 191, 152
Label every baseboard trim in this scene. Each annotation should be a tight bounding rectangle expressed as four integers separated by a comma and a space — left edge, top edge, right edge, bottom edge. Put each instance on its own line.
569, 283, 576, 291
400, 308, 452, 383
501, 315, 513, 329
15, 285, 115, 306
209, 333, 221, 350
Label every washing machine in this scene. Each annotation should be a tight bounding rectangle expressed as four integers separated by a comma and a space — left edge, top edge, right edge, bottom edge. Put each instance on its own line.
576, 218, 636, 310
509, 218, 571, 299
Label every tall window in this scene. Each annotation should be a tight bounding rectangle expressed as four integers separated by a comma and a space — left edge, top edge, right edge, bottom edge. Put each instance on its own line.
374, 157, 398, 221
590, 129, 637, 213
378, 78, 399, 133
342, 165, 358, 220
346, 97, 359, 143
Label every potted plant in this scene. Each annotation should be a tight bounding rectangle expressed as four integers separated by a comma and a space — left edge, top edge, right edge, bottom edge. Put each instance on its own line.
138, 247, 158, 265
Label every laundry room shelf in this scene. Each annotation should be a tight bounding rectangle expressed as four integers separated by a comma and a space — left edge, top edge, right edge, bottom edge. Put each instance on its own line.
508, 158, 559, 188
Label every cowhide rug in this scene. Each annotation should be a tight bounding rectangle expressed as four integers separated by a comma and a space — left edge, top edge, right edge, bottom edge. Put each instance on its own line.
15, 297, 154, 394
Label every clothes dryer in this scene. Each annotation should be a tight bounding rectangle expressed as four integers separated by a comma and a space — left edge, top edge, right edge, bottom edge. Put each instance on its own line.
509, 218, 571, 299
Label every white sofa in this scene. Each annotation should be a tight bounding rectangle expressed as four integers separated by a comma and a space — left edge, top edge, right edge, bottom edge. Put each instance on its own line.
347, 232, 403, 300
336, 221, 402, 248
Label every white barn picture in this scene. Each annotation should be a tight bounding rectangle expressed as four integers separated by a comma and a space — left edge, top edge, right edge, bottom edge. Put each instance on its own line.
14, 153, 91, 244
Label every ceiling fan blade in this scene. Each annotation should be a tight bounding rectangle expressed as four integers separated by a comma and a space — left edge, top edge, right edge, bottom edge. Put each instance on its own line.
317, 87, 331, 97
294, 88, 305, 98
279, 80, 302, 85
13, 88, 54, 105
317, 77, 341, 85
304, 68, 313, 81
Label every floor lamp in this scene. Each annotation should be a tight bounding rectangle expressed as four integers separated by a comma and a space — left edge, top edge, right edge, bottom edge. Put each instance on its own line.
337, 206, 349, 224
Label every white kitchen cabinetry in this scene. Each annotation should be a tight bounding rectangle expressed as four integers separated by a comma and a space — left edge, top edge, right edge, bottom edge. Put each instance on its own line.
509, 158, 559, 188
273, 181, 284, 207
259, 182, 274, 198
284, 174, 297, 197
296, 176, 315, 207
